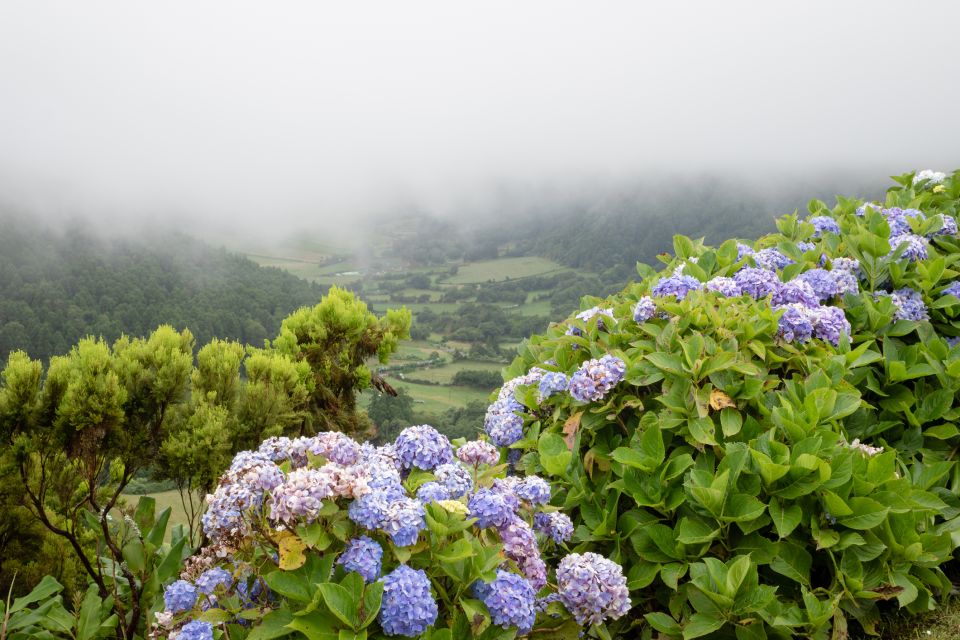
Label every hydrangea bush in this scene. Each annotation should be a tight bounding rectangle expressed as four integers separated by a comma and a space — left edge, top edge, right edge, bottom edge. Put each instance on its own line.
487, 170, 960, 638
152, 427, 628, 639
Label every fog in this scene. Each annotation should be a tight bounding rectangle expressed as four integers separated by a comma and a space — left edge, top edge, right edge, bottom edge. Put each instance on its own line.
1, 1, 959, 239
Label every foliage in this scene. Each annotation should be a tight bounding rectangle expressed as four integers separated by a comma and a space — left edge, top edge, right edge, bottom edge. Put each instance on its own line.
0, 216, 323, 363
152, 428, 628, 639
486, 170, 960, 638
0, 575, 118, 640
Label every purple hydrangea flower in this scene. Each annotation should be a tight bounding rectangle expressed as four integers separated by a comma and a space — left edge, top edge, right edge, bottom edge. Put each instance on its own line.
433, 463, 473, 497
337, 536, 383, 583
889, 233, 929, 262
856, 202, 882, 216
575, 306, 615, 330
379, 565, 438, 637
810, 306, 851, 345
753, 248, 794, 271
776, 303, 815, 343
415, 481, 452, 504
380, 497, 426, 547
476, 570, 537, 633
195, 568, 232, 595
930, 214, 958, 237
163, 580, 197, 614
771, 280, 819, 307
632, 296, 656, 322
884, 208, 926, 236
947, 336, 960, 348
736, 242, 754, 260
943, 282, 960, 299
484, 371, 544, 446
515, 476, 551, 505
832, 270, 859, 296
831, 257, 860, 275
202, 451, 285, 541
468, 488, 518, 528
796, 269, 841, 301
498, 517, 548, 589
568, 355, 626, 403
178, 621, 213, 640
734, 267, 780, 299
534, 512, 574, 543
456, 440, 500, 466
888, 288, 929, 321
556, 552, 631, 626
268, 467, 333, 523
704, 276, 742, 297
651, 275, 702, 301
394, 425, 453, 471
810, 216, 840, 237
797, 241, 817, 253
306, 432, 361, 465
538, 372, 569, 401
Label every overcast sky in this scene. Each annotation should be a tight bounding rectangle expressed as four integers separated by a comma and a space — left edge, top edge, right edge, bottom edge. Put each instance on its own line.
1, 1, 959, 235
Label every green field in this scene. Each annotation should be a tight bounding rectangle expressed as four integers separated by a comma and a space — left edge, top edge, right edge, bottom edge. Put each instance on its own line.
441, 256, 566, 284
408, 360, 505, 384
122, 490, 193, 542
387, 379, 492, 414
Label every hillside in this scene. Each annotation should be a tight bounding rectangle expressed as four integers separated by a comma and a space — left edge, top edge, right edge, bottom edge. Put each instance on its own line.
0, 215, 324, 361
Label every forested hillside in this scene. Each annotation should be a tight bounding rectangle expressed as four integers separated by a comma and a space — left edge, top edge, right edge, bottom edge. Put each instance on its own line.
0, 215, 323, 360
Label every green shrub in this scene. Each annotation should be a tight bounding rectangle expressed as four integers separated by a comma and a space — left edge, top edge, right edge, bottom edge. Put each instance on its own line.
488, 170, 960, 638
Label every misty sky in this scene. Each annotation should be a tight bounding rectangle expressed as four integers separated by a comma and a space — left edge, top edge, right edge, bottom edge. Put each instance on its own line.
1, 1, 959, 235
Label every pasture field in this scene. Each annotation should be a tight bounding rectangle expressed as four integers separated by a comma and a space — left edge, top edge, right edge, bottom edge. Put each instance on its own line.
407, 359, 505, 384
440, 256, 566, 284
121, 490, 192, 542
386, 378, 492, 414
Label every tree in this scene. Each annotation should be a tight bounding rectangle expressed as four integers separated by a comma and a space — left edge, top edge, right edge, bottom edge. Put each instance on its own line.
367, 387, 415, 442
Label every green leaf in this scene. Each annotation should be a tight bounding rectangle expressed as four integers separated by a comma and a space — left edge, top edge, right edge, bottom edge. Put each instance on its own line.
683, 612, 726, 639
645, 612, 682, 635
319, 583, 359, 629
769, 499, 802, 538
538, 432, 572, 476
720, 408, 742, 437
361, 581, 384, 628
263, 570, 312, 603
10, 576, 63, 614
688, 417, 717, 446
646, 352, 686, 375
248, 609, 296, 640
769, 541, 811, 586
285, 611, 340, 640
836, 497, 888, 530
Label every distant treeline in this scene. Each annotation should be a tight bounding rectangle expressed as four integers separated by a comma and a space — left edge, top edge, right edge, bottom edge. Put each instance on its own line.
0, 215, 324, 361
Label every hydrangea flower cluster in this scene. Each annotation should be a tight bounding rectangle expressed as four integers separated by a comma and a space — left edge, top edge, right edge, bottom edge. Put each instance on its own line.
534, 511, 574, 543
336, 535, 383, 583
538, 371, 569, 400
632, 295, 656, 322
943, 282, 960, 299
394, 425, 454, 471
475, 570, 538, 633
379, 565, 438, 637
567, 306, 615, 336
705, 276, 741, 297
163, 580, 198, 614
556, 553, 632, 626
884, 288, 929, 322
889, 233, 929, 262
568, 355, 626, 403
176, 620, 213, 640
734, 267, 780, 299
810, 215, 840, 237
651, 274, 702, 301
914, 169, 947, 185
456, 440, 500, 466
484, 369, 544, 446
752, 247, 794, 271
931, 213, 958, 236
194, 568, 232, 595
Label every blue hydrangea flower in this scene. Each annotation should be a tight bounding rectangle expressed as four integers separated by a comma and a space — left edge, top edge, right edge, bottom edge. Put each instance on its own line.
650, 275, 701, 301
394, 425, 453, 471
337, 536, 383, 583
468, 488, 518, 528
415, 481, 451, 504
476, 570, 537, 633
632, 296, 656, 322
947, 336, 960, 348
889, 233, 929, 261
498, 517, 548, 589
433, 463, 473, 497
381, 497, 426, 547
887, 288, 929, 321
736, 242, 754, 260
163, 580, 197, 614
884, 207, 926, 236
704, 276, 741, 297
771, 280, 819, 308
556, 552, 632, 626
943, 282, 960, 299
515, 476, 551, 505
930, 214, 958, 237
796, 269, 841, 301
568, 355, 626, 403
796, 241, 817, 253
810, 306, 851, 345
534, 511, 574, 543
776, 304, 815, 343
178, 620, 213, 640
810, 216, 840, 237
833, 270, 859, 296
483, 371, 543, 446
538, 372, 569, 401
856, 202, 882, 216
752, 248, 793, 271
195, 568, 233, 595
570, 306, 615, 334
830, 257, 861, 275
379, 565, 438, 637
733, 267, 780, 299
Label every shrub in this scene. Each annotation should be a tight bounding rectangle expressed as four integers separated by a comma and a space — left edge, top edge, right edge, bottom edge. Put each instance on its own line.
152, 428, 629, 639
483, 170, 960, 638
